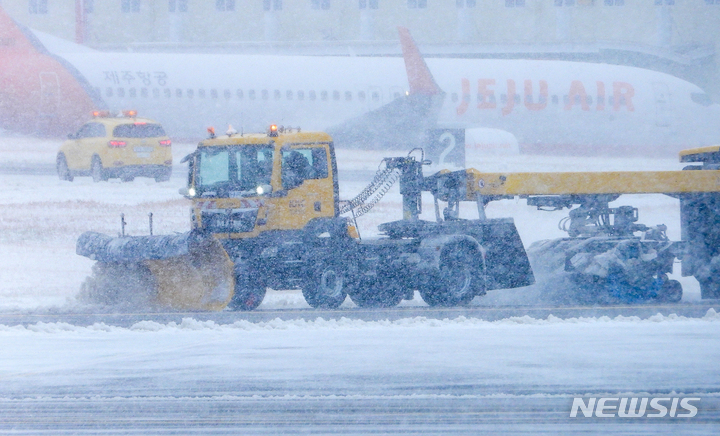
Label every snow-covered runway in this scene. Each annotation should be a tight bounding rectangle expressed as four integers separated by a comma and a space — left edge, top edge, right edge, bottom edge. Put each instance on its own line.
1, 313, 719, 434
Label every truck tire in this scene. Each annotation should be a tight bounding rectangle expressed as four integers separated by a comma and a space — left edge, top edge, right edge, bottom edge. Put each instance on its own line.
420, 245, 481, 307
56, 153, 73, 181
698, 277, 720, 299
302, 260, 348, 309
657, 279, 683, 303
228, 284, 266, 311
350, 279, 403, 308
91, 156, 107, 182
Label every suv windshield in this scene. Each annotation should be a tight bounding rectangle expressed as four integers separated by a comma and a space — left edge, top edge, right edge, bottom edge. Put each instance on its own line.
196, 145, 275, 194
113, 123, 166, 138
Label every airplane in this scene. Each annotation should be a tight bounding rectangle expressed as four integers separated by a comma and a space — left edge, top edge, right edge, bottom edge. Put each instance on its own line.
1, 5, 719, 167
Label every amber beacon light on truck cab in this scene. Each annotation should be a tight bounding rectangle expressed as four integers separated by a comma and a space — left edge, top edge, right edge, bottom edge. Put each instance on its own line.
57, 110, 172, 183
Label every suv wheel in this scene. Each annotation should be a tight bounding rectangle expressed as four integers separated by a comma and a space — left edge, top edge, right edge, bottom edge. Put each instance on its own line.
56, 154, 73, 181
91, 156, 107, 182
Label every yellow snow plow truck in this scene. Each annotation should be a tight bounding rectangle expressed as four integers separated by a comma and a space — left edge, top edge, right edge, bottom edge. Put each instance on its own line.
77, 127, 534, 310
77, 127, 720, 310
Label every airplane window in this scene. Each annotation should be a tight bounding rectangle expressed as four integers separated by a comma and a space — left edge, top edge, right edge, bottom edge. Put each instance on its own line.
525, 95, 532, 104
153, 88, 160, 98
372, 92, 379, 102
358, 91, 366, 101
249, 90, 256, 100
514, 94, 521, 104
538, 95, 546, 104
262, 90, 269, 100
287, 90, 293, 100
187, 89, 194, 98
478, 94, 485, 103
117, 88, 124, 98
345, 91, 352, 101
298, 90, 305, 100
129, 88, 137, 98
574, 95, 580, 105
587, 95, 593, 105
309, 90, 316, 100
140, 88, 148, 98
321, 91, 328, 101
236, 89, 244, 99
274, 90, 281, 100
176, 89, 183, 98
597, 95, 604, 105
552, 95, 558, 104
608, 95, 614, 106
311, 0, 331, 10
224, 89, 231, 99
451, 93, 458, 102
198, 89, 206, 98
500, 94, 507, 104
164, 88, 171, 98
333, 91, 340, 101
211, 89, 218, 99
563, 95, 569, 105
489, 95, 496, 104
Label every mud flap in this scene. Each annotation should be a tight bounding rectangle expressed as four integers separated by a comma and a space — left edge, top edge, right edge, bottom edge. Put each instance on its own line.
77, 231, 234, 311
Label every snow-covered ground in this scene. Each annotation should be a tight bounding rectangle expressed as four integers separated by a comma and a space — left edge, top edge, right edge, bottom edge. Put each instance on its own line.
1, 135, 718, 433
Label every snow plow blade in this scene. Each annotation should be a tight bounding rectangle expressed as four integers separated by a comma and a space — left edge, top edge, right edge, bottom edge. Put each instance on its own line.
76, 231, 234, 311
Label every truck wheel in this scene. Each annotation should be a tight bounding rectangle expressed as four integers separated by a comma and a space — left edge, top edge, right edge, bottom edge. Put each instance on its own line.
56, 154, 73, 181
657, 279, 683, 303
698, 277, 720, 299
420, 246, 480, 307
350, 279, 403, 308
228, 284, 266, 311
91, 156, 107, 182
302, 260, 347, 309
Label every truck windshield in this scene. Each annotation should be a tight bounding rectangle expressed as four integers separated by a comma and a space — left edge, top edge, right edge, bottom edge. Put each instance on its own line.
196, 145, 274, 194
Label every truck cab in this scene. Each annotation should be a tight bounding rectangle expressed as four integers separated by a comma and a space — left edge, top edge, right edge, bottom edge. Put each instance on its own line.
184, 128, 339, 239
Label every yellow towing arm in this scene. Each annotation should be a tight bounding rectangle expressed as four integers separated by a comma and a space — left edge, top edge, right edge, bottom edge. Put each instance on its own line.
463, 169, 720, 198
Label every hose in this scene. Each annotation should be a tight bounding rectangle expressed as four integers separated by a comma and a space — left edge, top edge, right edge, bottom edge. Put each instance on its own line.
339, 163, 401, 218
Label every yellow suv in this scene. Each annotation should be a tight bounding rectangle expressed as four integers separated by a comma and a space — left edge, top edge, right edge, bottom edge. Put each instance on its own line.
57, 111, 172, 182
